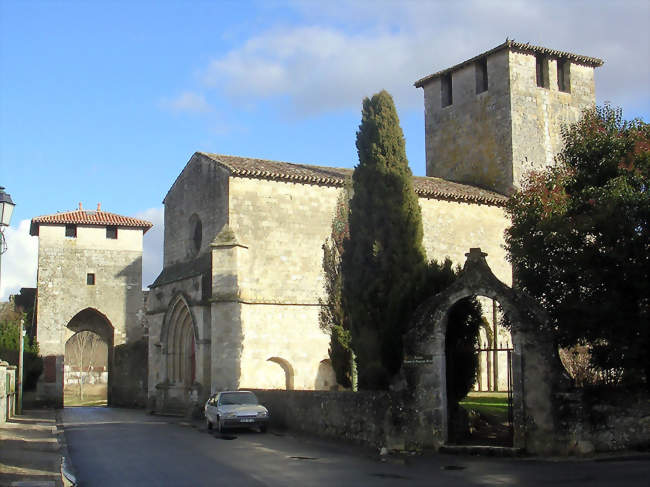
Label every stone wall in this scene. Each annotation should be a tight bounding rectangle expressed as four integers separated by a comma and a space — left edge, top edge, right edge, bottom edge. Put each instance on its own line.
423, 49, 513, 193
229, 177, 341, 304
112, 339, 148, 408
252, 389, 408, 450
419, 197, 511, 285
556, 390, 650, 454
252, 387, 650, 455
35, 223, 147, 407
421, 47, 597, 195
36, 225, 146, 355
162, 153, 229, 267
509, 51, 596, 187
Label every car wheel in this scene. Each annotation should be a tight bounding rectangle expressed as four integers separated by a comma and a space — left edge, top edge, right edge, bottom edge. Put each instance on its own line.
259, 424, 267, 433
206, 417, 212, 430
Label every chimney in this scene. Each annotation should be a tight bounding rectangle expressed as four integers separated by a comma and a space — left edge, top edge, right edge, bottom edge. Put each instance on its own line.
78, 202, 82, 210
97, 203, 101, 212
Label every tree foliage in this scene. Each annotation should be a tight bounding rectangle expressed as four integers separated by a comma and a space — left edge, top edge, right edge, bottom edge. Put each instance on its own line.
342, 90, 428, 389
0, 316, 43, 390
505, 105, 649, 388
319, 189, 355, 389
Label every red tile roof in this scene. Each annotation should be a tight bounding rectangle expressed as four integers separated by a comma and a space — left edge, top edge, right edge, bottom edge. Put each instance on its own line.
414, 40, 604, 88
198, 152, 507, 206
30, 206, 153, 235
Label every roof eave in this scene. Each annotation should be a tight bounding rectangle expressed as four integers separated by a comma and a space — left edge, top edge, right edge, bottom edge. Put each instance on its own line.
414, 40, 604, 88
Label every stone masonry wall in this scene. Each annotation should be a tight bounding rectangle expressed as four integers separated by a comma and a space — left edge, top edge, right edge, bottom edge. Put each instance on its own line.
35, 224, 146, 406
162, 153, 229, 267
239, 303, 329, 391
419, 197, 511, 285
252, 389, 408, 450
422, 48, 597, 195
36, 225, 145, 356
509, 51, 596, 188
423, 49, 513, 193
229, 177, 341, 304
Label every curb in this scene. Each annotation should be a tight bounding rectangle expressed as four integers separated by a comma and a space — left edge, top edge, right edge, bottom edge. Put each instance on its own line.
55, 410, 77, 487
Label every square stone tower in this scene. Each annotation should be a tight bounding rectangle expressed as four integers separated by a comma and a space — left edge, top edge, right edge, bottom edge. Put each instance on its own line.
415, 41, 603, 194
29, 203, 152, 407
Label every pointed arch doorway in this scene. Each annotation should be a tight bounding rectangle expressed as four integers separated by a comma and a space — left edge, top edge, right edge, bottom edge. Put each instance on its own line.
158, 295, 198, 413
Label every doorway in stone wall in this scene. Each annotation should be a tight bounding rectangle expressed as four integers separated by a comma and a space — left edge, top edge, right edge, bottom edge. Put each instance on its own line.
404, 248, 563, 453
446, 296, 513, 447
64, 308, 113, 407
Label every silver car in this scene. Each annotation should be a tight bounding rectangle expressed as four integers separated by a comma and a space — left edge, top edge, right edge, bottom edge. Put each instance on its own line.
204, 391, 269, 433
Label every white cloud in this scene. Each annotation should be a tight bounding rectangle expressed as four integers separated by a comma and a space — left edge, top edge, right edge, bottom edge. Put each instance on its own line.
0, 219, 38, 301
202, 0, 650, 117
160, 91, 212, 114
136, 207, 164, 289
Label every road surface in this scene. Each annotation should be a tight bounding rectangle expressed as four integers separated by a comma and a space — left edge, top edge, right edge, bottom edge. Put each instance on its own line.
62, 407, 649, 486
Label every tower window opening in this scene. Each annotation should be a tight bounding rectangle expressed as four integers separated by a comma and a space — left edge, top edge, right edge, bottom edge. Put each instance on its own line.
65, 224, 77, 238
536, 54, 549, 88
475, 58, 488, 94
557, 59, 571, 93
441, 73, 453, 107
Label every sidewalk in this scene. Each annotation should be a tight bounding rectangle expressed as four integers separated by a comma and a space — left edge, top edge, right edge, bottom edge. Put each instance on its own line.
0, 409, 71, 487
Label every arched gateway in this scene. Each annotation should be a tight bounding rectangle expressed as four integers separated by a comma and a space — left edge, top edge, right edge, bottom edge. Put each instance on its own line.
402, 248, 567, 454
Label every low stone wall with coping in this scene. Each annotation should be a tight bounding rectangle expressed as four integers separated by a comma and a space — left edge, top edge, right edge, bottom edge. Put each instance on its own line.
251, 389, 410, 450
556, 389, 650, 455
253, 387, 650, 455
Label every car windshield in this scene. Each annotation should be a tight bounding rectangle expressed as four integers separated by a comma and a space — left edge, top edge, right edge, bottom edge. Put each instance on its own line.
219, 392, 259, 405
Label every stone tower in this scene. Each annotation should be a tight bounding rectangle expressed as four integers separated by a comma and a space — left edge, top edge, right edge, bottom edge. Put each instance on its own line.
30, 203, 152, 407
415, 41, 603, 194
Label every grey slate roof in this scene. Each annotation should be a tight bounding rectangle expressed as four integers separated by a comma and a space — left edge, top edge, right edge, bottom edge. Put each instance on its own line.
414, 40, 604, 88
199, 152, 507, 206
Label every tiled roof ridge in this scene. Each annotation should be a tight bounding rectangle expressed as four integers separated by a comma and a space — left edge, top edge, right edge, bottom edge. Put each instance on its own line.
199, 152, 507, 206
414, 39, 604, 88
31, 208, 153, 234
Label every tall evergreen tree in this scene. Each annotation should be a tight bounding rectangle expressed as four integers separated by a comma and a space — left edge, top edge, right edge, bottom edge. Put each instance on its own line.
319, 189, 354, 389
342, 90, 427, 389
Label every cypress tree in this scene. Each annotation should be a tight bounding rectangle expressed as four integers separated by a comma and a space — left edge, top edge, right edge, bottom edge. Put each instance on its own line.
319, 189, 354, 389
342, 90, 427, 389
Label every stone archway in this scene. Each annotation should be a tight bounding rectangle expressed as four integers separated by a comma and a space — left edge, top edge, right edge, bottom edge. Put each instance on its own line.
266, 357, 295, 390
65, 308, 114, 405
403, 248, 567, 454
156, 294, 200, 414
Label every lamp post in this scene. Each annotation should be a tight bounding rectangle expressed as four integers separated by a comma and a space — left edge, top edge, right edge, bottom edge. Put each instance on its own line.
0, 186, 18, 413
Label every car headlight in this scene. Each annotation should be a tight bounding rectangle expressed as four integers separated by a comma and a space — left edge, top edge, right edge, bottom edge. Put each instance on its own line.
223, 412, 236, 419
257, 411, 268, 417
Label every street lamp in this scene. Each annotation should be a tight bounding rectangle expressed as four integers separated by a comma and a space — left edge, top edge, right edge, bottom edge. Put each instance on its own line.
0, 186, 15, 293
0, 186, 18, 413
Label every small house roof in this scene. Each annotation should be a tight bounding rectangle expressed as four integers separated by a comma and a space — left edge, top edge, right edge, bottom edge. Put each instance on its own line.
30, 204, 153, 235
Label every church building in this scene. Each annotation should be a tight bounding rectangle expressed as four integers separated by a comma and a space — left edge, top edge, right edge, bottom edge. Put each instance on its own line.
146, 41, 602, 414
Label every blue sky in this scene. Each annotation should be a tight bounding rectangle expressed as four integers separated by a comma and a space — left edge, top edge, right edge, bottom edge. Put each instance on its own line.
1, 0, 649, 299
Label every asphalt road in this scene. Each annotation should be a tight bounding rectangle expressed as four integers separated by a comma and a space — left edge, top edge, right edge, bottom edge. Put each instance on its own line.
62, 407, 649, 487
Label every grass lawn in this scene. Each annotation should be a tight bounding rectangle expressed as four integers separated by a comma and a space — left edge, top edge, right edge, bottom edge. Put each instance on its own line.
459, 391, 509, 424
64, 384, 107, 407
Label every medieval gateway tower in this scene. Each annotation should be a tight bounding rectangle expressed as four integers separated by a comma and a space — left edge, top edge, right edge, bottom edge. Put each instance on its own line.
30, 204, 152, 407
147, 41, 601, 414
